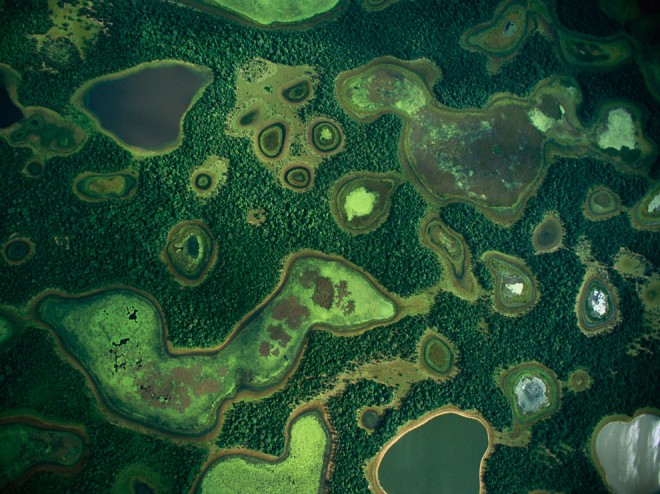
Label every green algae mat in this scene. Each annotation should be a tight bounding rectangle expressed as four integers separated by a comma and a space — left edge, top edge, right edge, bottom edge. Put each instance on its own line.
34, 253, 397, 436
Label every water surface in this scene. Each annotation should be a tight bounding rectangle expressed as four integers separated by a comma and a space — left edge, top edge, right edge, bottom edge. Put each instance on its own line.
595, 414, 660, 494
378, 412, 488, 494
82, 64, 209, 150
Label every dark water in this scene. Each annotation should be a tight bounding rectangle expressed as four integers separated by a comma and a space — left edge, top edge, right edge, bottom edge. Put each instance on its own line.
378, 413, 488, 494
132, 480, 155, 494
83, 64, 208, 150
0, 86, 22, 128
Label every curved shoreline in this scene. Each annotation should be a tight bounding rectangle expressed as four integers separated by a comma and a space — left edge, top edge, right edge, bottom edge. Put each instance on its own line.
364, 406, 495, 494
71, 60, 213, 157
0, 413, 88, 491
29, 250, 403, 442
588, 407, 660, 493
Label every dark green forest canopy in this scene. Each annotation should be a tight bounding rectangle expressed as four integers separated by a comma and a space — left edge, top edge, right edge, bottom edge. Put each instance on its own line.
0, 0, 658, 493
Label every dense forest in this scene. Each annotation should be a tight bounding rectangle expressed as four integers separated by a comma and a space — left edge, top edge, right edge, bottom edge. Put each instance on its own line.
0, 0, 658, 492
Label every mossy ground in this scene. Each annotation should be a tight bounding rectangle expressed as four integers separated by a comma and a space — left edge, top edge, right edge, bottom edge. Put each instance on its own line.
198, 410, 329, 493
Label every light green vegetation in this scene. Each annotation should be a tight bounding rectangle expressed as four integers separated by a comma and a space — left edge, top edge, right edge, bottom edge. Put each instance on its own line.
331, 172, 400, 235
2, 237, 35, 265
613, 249, 650, 278
337, 59, 437, 119
189, 155, 229, 201
0, 418, 85, 489
420, 214, 480, 301
567, 368, 592, 392
596, 108, 637, 151
337, 58, 652, 225
588, 104, 655, 173
558, 30, 632, 69
500, 362, 560, 428
482, 251, 539, 316
531, 212, 563, 254
162, 221, 217, 286
188, 0, 341, 27
345, 188, 376, 221
33, 253, 398, 436
583, 185, 621, 221
575, 269, 619, 336
198, 411, 329, 493
629, 184, 660, 231
226, 59, 341, 179
30, 0, 104, 65
73, 170, 138, 202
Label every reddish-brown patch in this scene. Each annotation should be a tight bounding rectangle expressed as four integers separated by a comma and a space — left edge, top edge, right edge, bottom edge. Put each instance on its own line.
218, 366, 228, 377
273, 348, 280, 357
194, 379, 222, 396
259, 341, 273, 357
313, 277, 335, 309
268, 324, 292, 347
271, 295, 310, 329
299, 269, 319, 288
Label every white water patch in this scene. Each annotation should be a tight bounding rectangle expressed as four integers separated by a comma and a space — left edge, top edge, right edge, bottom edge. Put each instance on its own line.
647, 192, 660, 214
528, 108, 556, 132
506, 282, 524, 295
344, 187, 377, 222
597, 108, 637, 151
595, 414, 660, 494
514, 377, 548, 414
590, 289, 608, 317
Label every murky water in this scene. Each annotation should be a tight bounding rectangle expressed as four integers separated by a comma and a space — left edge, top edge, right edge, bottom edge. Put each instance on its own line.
378, 412, 488, 494
82, 64, 208, 150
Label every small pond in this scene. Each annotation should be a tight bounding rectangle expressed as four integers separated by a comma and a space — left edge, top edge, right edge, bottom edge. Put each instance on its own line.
378, 412, 488, 494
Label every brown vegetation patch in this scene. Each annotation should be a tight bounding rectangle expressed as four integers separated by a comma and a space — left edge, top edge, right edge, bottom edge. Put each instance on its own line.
259, 341, 273, 357
271, 295, 310, 329
267, 324, 292, 348
299, 269, 319, 288
313, 276, 335, 309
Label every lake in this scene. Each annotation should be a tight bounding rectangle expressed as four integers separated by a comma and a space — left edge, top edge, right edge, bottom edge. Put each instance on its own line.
81, 63, 210, 150
594, 413, 660, 494
378, 412, 488, 494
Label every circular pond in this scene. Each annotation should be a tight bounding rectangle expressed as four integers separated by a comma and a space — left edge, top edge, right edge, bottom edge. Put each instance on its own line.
377, 412, 488, 494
